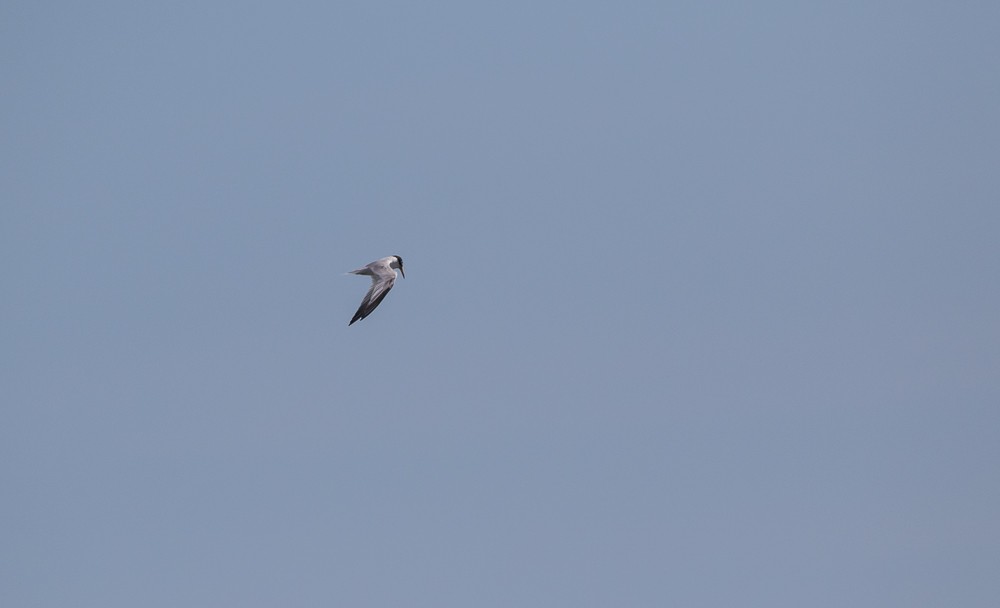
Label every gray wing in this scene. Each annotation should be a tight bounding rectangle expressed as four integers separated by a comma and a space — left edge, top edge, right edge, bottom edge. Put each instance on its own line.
349, 271, 397, 325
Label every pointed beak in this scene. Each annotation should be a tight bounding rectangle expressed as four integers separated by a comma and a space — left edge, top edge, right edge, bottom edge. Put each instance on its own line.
399, 267, 405, 279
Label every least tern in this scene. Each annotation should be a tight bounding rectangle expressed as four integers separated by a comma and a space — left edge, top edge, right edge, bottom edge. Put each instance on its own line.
347, 255, 405, 325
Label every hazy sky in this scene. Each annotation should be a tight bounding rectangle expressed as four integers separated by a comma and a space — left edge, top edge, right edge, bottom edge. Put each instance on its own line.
4, 2, 999, 606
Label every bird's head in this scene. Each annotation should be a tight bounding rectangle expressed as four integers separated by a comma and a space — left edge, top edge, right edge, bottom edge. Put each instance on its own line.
392, 255, 405, 278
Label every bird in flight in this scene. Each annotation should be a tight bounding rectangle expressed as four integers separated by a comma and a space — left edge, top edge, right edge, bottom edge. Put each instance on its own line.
347, 255, 405, 325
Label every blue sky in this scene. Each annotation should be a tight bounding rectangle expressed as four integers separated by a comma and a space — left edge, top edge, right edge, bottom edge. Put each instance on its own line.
4, 2, 999, 606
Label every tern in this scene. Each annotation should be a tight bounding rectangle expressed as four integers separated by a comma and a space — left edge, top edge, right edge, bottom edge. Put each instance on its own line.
347, 255, 405, 325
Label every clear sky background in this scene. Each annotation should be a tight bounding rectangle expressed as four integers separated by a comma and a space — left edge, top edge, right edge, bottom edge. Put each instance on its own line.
3, 2, 999, 606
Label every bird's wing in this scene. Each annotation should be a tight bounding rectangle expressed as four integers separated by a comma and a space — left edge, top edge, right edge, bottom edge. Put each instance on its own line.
349, 272, 396, 325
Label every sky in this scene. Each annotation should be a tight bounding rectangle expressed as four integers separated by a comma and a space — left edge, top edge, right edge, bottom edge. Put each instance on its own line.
3, 1, 999, 606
